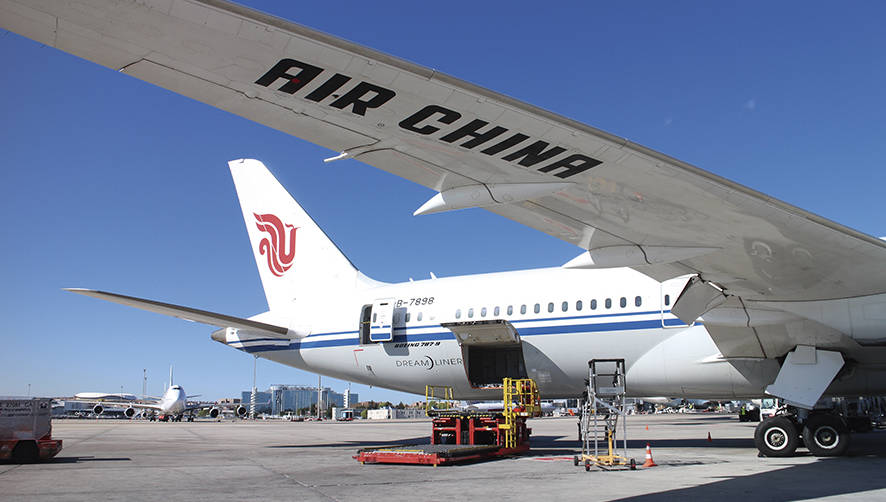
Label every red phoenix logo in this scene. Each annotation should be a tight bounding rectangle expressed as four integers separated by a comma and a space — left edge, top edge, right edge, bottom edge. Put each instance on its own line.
254, 213, 298, 277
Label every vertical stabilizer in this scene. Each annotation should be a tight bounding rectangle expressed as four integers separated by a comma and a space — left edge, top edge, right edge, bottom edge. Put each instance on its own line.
229, 159, 376, 313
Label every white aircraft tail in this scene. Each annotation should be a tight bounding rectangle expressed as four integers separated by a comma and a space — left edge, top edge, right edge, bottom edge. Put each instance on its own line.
229, 159, 379, 313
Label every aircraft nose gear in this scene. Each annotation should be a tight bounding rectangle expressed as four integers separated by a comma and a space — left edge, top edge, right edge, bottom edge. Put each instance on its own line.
754, 416, 800, 457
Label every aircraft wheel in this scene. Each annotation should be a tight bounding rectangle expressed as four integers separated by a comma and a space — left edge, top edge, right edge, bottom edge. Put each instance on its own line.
803, 414, 850, 457
573, 455, 579, 466
754, 416, 799, 457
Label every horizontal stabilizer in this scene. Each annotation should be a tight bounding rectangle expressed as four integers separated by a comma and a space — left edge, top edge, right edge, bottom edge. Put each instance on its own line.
64, 289, 290, 339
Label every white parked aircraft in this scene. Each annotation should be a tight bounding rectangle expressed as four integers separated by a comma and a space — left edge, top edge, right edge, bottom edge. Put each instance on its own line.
75, 369, 247, 421
4, 0, 886, 457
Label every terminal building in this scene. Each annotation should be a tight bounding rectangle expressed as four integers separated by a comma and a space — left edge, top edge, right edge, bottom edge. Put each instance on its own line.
241, 385, 358, 416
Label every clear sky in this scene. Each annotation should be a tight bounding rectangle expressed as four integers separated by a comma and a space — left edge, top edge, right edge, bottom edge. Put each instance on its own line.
1, 1, 884, 402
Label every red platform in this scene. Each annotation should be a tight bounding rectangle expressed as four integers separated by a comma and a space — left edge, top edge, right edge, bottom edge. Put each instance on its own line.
354, 411, 531, 466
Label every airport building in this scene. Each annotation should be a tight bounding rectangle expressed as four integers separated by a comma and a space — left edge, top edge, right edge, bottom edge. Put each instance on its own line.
241, 385, 358, 415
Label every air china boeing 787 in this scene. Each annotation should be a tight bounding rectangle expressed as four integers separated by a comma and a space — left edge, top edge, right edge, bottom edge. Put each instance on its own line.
4, 0, 886, 459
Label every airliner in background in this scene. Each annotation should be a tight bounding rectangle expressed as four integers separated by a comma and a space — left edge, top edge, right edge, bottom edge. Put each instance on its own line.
73, 368, 247, 421
5, 0, 886, 458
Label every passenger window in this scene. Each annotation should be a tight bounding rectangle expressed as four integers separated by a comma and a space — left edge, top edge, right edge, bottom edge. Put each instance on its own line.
635, 296, 642, 307
591, 299, 597, 310
494, 306, 500, 316
507, 305, 513, 315
405, 313, 411, 322
468, 308, 474, 318
664, 294, 670, 306
534, 303, 540, 314
455, 309, 461, 319
481, 307, 487, 317
417, 312, 423, 322
576, 300, 583, 311
620, 297, 626, 308
605, 299, 612, 309
547, 302, 554, 313
372, 313, 377, 322
520, 305, 527, 315
561, 301, 568, 312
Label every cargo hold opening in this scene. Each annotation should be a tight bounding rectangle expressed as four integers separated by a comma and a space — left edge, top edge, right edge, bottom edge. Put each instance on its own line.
440, 320, 528, 387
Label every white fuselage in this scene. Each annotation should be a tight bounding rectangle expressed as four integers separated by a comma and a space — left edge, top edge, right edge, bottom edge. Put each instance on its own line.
220, 266, 886, 401
218, 267, 795, 400
156, 386, 187, 415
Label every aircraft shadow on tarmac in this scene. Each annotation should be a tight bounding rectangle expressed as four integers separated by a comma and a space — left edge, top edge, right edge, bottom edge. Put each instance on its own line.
532, 435, 755, 450
0, 456, 133, 464
266, 436, 430, 449
612, 457, 886, 501
49, 456, 132, 463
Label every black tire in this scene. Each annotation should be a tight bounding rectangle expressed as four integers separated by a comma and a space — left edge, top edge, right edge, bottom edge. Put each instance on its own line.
803, 414, 850, 457
754, 416, 800, 457
12, 441, 39, 464
847, 416, 873, 433
629, 458, 636, 470
573, 456, 579, 466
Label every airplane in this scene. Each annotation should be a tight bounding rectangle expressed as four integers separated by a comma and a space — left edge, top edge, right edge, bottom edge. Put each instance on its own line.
73, 368, 248, 421
3, 0, 886, 458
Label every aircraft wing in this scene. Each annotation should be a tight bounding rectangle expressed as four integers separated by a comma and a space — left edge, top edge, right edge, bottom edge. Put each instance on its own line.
70, 399, 162, 411
65, 289, 291, 338
6, 1, 886, 356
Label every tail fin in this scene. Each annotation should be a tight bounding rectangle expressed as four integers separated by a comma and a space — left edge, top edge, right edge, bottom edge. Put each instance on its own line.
229, 159, 377, 312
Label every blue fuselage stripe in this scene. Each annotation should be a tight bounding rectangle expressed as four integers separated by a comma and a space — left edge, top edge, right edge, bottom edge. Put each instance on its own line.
233, 311, 696, 353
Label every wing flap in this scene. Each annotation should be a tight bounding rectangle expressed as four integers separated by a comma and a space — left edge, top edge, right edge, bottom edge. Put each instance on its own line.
65, 288, 291, 338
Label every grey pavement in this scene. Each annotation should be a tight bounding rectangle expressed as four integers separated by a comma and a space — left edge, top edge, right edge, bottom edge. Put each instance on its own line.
2, 414, 885, 501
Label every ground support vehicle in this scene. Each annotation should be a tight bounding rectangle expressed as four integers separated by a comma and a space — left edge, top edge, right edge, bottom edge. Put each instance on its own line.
574, 360, 636, 471
355, 379, 540, 466
0, 398, 63, 463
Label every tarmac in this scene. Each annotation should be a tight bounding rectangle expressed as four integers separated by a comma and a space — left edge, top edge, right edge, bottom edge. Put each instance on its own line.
2, 413, 886, 501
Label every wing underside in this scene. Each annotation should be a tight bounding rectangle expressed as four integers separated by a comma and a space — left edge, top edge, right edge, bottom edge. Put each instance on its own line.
4, 0, 886, 356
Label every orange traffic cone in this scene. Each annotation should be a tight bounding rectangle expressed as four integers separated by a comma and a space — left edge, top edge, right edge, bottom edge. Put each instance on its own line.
642, 443, 657, 467
645, 425, 649, 431
707, 432, 712, 442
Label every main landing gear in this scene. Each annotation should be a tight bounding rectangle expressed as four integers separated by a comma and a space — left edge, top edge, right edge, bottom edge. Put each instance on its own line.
755, 411, 850, 457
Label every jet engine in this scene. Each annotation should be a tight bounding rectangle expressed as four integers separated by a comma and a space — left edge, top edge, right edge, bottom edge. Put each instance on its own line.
124, 407, 136, 418
235, 405, 248, 417
92, 404, 104, 415
209, 407, 220, 419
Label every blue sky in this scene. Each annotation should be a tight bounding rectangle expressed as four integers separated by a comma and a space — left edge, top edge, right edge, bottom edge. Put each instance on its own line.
1, 1, 884, 402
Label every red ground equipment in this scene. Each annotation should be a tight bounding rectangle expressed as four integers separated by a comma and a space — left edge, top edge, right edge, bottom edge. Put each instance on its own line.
355, 378, 540, 466
0, 398, 63, 463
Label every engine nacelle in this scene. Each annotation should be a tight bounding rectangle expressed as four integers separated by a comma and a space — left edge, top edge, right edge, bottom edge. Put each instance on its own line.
235, 405, 247, 417
209, 407, 220, 419
92, 404, 104, 415
124, 407, 136, 418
